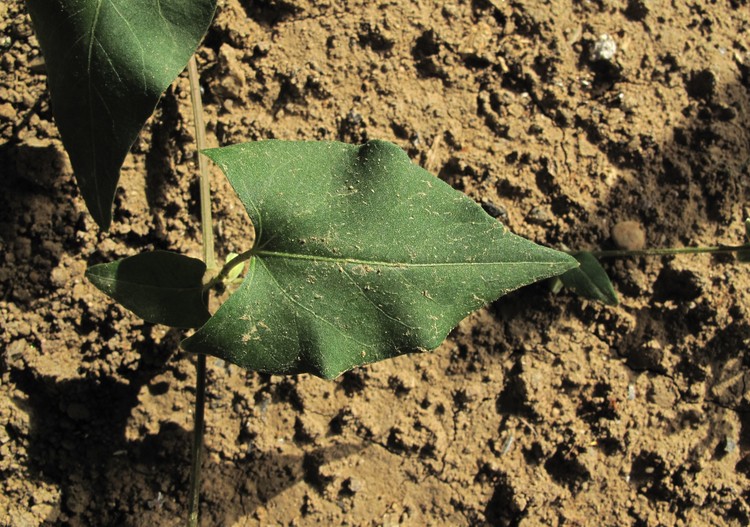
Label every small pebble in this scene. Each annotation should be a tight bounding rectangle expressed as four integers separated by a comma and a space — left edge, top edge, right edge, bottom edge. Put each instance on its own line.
500, 434, 515, 455
526, 206, 551, 225
348, 477, 364, 493
612, 220, 646, 251
590, 34, 617, 62
481, 199, 508, 221
50, 265, 69, 288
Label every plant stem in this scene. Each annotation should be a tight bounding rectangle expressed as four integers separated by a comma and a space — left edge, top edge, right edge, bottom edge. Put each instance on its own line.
577, 243, 748, 259
186, 54, 214, 527
187, 352, 206, 527
203, 247, 254, 292
188, 55, 216, 270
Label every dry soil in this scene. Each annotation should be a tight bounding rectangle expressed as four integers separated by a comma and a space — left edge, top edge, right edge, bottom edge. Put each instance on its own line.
1, 1, 750, 526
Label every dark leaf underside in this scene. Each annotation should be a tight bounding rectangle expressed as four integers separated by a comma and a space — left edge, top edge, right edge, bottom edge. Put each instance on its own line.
27, 0, 217, 229
86, 251, 210, 328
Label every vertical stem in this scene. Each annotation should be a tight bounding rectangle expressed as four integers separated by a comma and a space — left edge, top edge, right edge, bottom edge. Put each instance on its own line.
186, 55, 214, 527
188, 55, 216, 270
187, 353, 206, 527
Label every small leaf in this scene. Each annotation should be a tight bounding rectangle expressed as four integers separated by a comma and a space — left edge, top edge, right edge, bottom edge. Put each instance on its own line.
86, 251, 210, 328
745, 218, 750, 241
736, 248, 750, 263
182, 140, 577, 379
549, 276, 564, 294
560, 252, 618, 306
225, 252, 244, 282
26, 0, 217, 229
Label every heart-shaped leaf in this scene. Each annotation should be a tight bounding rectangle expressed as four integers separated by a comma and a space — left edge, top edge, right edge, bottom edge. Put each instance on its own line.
27, 0, 217, 230
86, 251, 210, 328
182, 140, 577, 379
560, 251, 618, 306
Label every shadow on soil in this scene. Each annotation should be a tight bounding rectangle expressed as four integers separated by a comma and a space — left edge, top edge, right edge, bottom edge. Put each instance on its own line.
13, 340, 360, 525
478, 67, 750, 522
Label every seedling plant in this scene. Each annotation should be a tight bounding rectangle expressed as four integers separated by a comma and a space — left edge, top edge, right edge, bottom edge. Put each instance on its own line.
24, 1, 750, 524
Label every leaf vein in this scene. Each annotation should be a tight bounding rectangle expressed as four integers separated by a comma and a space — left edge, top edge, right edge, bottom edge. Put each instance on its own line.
108, 0, 147, 91
256, 258, 375, 350
255, 250, 566, 269
339, 266, 418, 331
86, 0, 104, 220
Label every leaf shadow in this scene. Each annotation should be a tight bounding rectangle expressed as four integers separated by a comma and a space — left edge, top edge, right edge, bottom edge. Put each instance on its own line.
198, 440, 362, 526
0, 140, 85, 312
474, 66, 750, 521
144, 87, 189, 243
13, 346, 361, 525
485, 69, 749, 355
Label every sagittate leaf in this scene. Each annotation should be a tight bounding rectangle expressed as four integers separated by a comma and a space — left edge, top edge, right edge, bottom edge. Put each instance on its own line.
86, 251, 210, 328
182, 140, 577, 379
26, 0, 217, 230
560, 252, 618, 306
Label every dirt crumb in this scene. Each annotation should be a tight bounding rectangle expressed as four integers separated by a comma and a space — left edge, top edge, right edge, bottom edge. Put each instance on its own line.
612, 220, 647, 251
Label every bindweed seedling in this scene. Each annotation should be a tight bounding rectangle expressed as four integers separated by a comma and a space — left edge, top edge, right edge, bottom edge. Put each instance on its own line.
26, 1, 576, 524
23, 1, 748, 524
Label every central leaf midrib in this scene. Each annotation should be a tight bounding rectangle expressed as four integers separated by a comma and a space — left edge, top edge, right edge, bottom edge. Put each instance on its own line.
86, 0, 105, 222
253, 249, 564, 268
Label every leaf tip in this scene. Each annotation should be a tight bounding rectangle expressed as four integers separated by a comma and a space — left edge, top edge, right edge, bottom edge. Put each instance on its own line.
88, 201, 113, 232
561, 252, 618, 306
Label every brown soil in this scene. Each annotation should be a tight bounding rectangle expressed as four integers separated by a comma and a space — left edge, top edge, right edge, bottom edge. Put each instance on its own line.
2, 1, 750, 525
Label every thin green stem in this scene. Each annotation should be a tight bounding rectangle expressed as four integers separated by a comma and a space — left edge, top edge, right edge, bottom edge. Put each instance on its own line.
186, 55, 214, 527
574, 243, 748, 259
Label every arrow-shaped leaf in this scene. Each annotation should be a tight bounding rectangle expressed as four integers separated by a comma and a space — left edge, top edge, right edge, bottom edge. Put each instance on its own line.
27, 0, 217, 230
560, 251, 619, 306
86, 251, 210, 328
182, 140, 577, 379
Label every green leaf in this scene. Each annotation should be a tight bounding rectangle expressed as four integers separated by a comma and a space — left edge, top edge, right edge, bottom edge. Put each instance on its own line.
86, 251, 210, 328
737, 248, 750, 263
182, 140, 577, 379
225, 252, 244, 282
26, 0, 217, 230
560, 252, 618, 306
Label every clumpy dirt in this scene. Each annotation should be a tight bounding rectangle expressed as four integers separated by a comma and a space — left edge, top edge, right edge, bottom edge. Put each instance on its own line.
1, 0, 750, 525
